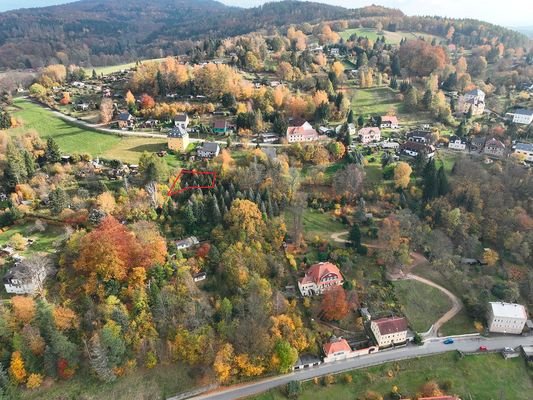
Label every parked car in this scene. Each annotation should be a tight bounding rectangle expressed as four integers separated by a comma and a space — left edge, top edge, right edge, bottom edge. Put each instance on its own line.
443, 338, 454, 345
504, 347, 514, 352
479, 346, 488, 351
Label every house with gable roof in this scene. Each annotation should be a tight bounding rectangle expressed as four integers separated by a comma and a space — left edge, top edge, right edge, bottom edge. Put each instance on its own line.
370, 316, 408, 348
298, 262, 343, 296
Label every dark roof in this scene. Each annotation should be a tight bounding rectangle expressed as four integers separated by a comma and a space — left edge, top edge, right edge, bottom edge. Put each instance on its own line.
465, 88, 484, 97
515, 143, 533, 152
199, 142, 220, 153
174, 113, 189, 121
373, 316, 408, 335
213, 120, 227, 129
407, 130, 432, 138
449, 135, 466, 143
118, 112, 132, 121
513, 109, 533, 116
400, 142, 434, 152
288, 117, 308, 127
167, 126, 188, 138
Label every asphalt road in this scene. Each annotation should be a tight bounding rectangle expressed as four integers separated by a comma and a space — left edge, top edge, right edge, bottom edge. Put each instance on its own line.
189, 335, 533, 400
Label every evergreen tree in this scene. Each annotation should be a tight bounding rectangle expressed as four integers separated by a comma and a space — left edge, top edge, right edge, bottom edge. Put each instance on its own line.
391, 55, 401, 76
349, 225, 361, 248
92, 69, 98, 79
49, 187, 70, 215
23, 150, 35, 178
456, 120, 467, 137
0, 108, 12, 129
45, 137, 61, 164
5, 143, 28, 186
422, 159, 437, 201
88, 335, 115, 382
404, 87, 418, 109
184, 202, 197, 233
347, 110, 354, 124
389, 76, 398, 89
357, 115, 365, 127
335, 92, 344, 109
466, 105, 473, 119
437, 166, 450, 196
156, 70, 166, 96
422, 89, 433, 110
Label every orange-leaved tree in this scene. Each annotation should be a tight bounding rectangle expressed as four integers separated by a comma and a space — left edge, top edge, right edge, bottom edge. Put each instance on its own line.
321, 287, 349, 321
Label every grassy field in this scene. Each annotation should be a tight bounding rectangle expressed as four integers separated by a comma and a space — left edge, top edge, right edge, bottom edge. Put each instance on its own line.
340, 28, 443, 45
92, 58, 165, 75
349, 87, 430, 126
393, 280, 452, 332
20, 363, 197, 400
0, 221, 65, 256
9, 98, 170, 164
253, 352, 533, 400
440, 308, 477, 336
284, 208, 346, 242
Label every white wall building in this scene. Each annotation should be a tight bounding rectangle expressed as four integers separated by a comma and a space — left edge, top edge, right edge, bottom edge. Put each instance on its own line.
487, 302, 528, 334
513, 143, 533, 162
370, 316, 408, 348
448, 135, 467, 151
358, 127, 381, 144
506, 109, 533, 125
298, 262, 343, 296
3, 262, 48, 295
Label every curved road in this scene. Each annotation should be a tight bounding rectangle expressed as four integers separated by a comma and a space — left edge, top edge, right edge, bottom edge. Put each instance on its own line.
329, 231, 463, 337
187, 335, 533, 400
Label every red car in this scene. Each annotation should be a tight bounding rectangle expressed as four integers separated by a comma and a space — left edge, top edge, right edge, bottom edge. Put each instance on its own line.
479, 346, 488, 351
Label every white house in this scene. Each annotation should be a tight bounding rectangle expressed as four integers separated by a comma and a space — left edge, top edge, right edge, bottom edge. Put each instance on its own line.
298, 262, 343, 296
506, 109, 533, 125
457, 88, 485, 115
197, 142, 220, 158
380, 116, 399, 129
370, 316, 408, 348
174, 113, 190, 129
513, 142, 533, 162
175, 236, 199, 250
322, 337, 378, 363
487, 302, 528, 334
3, 262, 48, 295
358, 127, 381, 144
286, 119, 320, 143
381, 141, 400, 150
399, 142, 435, 159
448, 135, 467, 151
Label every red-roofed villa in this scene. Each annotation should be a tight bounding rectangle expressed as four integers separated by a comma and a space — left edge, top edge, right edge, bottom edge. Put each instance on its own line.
298, 262, 343, 296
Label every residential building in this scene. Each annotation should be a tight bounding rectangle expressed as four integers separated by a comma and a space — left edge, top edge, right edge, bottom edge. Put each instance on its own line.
193, 272, 207, 282
298, 262, 343, 296
399, 142, 435, 158
487, 302, 528, 334
322, 338, 352, 362
213, 119, 228, 134
506, 109, 533, 125
175, 236, 199, 250
3, 261, 48, 295
381, 141, 399, 150
457, 89, 485, 115
174, 113, 190, 129
358, 127, 381, 144
117, 112, 134, 129
407, 130, 434, 144
293, 354, 322, 370
513, 142, 533, 162
448, 135, 467, 151
167, 126, 189, 152
370, 316, 408, 348
380, 116, 399, 129
329, 47, 340, 57
483, 138, 506, 157
197, 142, 220, 158
286, 118, 320, 143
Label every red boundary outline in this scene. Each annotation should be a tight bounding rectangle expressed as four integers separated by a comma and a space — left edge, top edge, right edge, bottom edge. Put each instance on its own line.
167, 170, 217, 196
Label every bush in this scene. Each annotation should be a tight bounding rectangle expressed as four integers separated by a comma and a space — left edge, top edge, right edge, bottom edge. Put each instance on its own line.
440, 379, 453, 391
286, 380, 302, 399
26, 373, 43, 389
343, 374, 352, 384
323, 374, 336, 385
357, 245, 368, 255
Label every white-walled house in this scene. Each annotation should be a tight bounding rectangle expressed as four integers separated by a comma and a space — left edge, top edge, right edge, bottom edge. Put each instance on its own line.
448, 135, 467, 151
3, 262, 48, 295
358, 127, 381, 144
506, 109, 533, 125
487, 302, 528, 334
380, 116, 399, 129
370, 316, 408, 348
286, 119, 320, 143
457, 89, 485, 115
174, 113, 190, 129
298, 262, 343, 296
513, 143, 533, 162
322, 337, 378, 363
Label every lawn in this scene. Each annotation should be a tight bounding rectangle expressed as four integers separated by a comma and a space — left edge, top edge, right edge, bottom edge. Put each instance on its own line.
92, 58, 165, 76
349, 87, 429, 126
20, 363, 198, 400
340, 28, 443, 46
440, 307, 477, 336
284, 208, 346, 242
393, 279, 452, 333
253, 352, 533, 400
0, 221, 65, 256
10, 98, 168, 164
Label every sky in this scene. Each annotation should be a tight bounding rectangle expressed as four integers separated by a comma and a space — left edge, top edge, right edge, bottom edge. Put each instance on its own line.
0, 0, 531, 27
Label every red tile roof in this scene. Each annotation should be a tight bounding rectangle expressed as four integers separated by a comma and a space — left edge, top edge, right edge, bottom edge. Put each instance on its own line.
299, 262, 341, 285
381, 116, 399, 125
373, 316, 408, 335
323, 338, 351, 356
213, 120, 227, 129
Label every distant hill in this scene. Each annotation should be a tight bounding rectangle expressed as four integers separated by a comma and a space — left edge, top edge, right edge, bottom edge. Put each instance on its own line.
512, 26, 533, 38
0, 0, 356, 69
0, 0, 527, 70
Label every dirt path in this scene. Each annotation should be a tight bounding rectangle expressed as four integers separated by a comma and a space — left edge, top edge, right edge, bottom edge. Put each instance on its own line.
329, 230, 463, 337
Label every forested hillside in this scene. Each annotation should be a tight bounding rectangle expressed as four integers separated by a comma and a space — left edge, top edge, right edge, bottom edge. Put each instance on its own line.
0, 0, 528, 70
